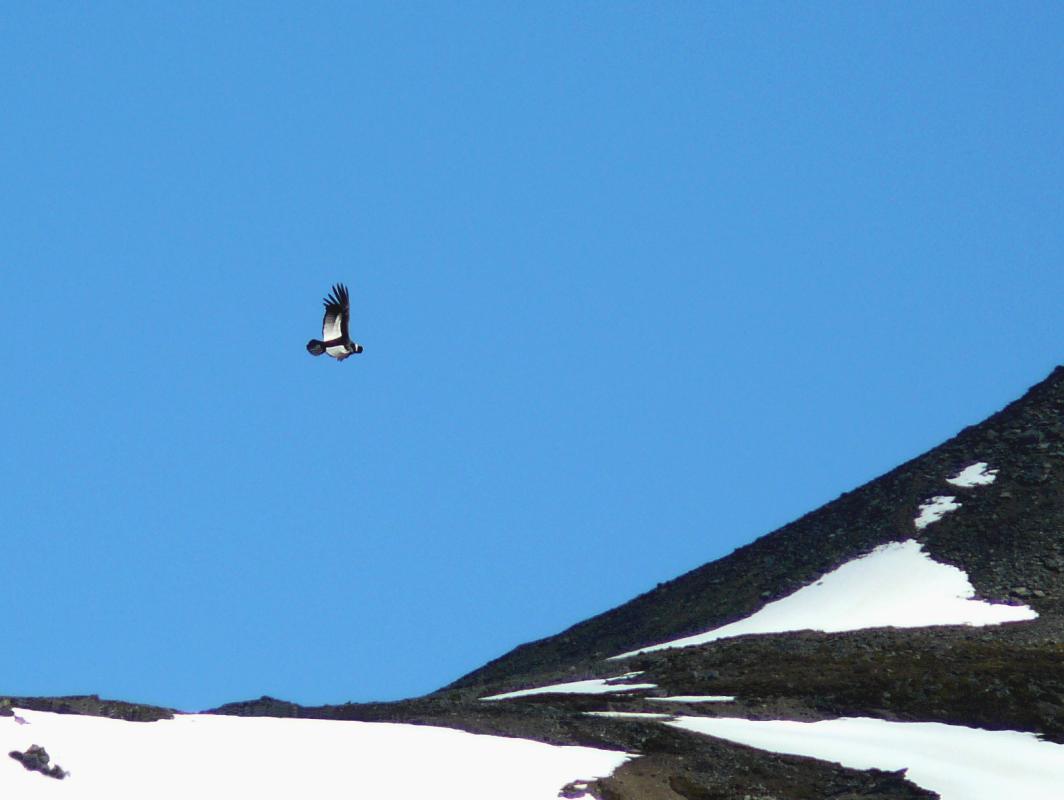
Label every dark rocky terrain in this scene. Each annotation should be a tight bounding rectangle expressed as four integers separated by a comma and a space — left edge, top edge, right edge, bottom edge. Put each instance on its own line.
10, 367, 1064, 798
0, 695, 173, 722
8, 744, 68, 780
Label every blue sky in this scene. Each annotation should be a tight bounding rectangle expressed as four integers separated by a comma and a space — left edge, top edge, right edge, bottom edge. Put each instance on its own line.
2, 3, 1062, 711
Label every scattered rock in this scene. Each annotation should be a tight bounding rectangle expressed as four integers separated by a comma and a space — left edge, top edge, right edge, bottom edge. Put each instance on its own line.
9, 745, 67, 780
559, 779, 594, 798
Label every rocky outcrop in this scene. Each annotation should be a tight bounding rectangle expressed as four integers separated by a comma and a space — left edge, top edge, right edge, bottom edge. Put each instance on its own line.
1, 694, 174, 722
9, 744, 67, 780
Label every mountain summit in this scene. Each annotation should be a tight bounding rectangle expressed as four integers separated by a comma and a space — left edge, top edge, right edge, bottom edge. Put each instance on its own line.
9, 367, 1064, 799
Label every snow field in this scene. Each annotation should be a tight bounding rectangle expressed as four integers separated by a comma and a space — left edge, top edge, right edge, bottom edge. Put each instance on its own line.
2, 710, 629, 799
670, 715, 1064, 800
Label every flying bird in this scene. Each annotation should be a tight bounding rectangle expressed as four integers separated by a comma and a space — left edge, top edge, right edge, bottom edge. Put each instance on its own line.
306, 283, 363, 361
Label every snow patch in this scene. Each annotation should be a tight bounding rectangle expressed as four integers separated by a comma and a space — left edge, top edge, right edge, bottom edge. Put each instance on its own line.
2, 709, 630, 799
947, 462, 998, 487
482, 673, 657, 701
914, 495, 961, 529
611, 540, 1036, 658
670, 716, 1064, 800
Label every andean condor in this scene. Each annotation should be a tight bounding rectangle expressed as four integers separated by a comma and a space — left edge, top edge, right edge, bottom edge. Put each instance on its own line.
306, 283, 364, 361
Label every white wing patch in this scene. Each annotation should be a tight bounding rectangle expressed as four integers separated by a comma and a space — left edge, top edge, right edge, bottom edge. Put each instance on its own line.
322, 311, 343, 341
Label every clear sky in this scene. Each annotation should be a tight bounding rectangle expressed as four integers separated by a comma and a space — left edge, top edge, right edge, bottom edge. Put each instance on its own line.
2, 3, 1062, 711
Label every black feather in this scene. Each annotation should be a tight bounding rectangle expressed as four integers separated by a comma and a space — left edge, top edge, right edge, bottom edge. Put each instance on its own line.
323, 284, 346, 310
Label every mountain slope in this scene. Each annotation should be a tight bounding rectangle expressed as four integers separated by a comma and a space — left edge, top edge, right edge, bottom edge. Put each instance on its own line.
451, 366, 1064, 693
9, 367, 1064, 799
202, 366, 1064, 798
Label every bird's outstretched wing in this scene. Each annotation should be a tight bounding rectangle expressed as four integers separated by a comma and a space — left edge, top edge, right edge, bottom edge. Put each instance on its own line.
321, 283, 350, 345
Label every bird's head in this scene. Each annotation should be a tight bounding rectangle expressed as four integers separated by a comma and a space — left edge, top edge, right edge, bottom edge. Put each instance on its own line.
353, 344, 364, 354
